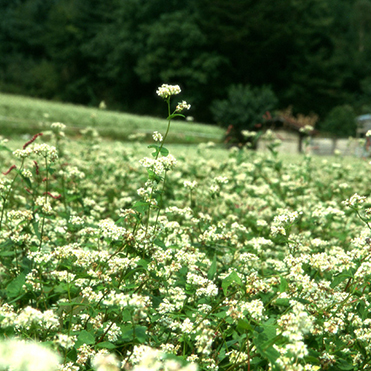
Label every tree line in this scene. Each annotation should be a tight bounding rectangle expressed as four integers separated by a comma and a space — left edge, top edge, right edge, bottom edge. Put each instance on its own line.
1, 0, 371, 136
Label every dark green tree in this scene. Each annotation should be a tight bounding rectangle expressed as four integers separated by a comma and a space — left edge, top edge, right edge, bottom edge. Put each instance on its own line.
211, 84, 278, 144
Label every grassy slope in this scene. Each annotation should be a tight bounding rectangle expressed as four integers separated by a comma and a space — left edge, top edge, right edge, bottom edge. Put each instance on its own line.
0, 93, 224, 143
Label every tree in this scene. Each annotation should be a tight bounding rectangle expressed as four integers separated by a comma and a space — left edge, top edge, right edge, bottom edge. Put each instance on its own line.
211, 84, 278, 144
321, 104, 357, 153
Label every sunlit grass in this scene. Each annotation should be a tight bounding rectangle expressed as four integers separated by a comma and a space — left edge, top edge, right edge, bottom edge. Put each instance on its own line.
0, 93, 224, 143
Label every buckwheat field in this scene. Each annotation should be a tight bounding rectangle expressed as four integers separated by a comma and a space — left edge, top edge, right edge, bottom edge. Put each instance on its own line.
1, 86, 371, 371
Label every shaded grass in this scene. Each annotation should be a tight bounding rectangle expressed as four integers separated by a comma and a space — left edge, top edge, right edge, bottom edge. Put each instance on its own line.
0, 93, 224, 143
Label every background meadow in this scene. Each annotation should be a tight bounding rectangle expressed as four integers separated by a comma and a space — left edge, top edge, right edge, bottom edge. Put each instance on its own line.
1, 89, 371, 371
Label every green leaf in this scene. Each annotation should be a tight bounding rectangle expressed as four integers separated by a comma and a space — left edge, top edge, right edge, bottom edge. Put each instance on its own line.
207, 254, 217, 280
167, 113, 185, 120
214, 310, 227, 319
222, 271, 242, 295
237, 319, 253, 331
147, 169, 162, 182
331, 271, 353, 288
279, 276, 288, 293
58, 301, 88, 307
0, 251, 15, 257
47, 166, 55, 175
0, 239, 14, 250
153, 238, 166, 248
0, 239, 15, 257
6, 274, 26, 299
132, 201, 150, 215
254, 325, 281, 366
20, 173, 32, 188
336, 359, 354, 370
122, 310, 132, 322
121, 325, 147, 343
95, 341, 116, 350
0, 145, 12, 152
77, 330, 95, 345
136, 259, 149, 269
134, 326, 147, 343
275, 298, 290, 307
148, 144, 169, 157
32, 221, 41, 239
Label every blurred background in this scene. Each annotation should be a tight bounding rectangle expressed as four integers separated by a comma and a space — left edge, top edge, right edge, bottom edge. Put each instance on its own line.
1, 0, 371, 138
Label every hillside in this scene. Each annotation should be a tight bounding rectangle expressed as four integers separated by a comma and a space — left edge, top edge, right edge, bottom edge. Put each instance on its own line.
0, 93, 224, 143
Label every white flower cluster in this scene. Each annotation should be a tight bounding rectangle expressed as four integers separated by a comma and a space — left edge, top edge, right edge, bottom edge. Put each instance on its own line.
32, 143, 58, 161
35, 196, 53, 214
54, 333, 76, 350
241, 130, 257, 137
92, 352, 120, 371
342, 193, 367, 208
176, 100, 191, 112
0, 339, 60, 371
139, 155, 177, 175
213, 176, 228, 184
127, 345, 197, 371
187, 272, 218, 297
1, 306, 60, 332
13, 147, 34, 158
184, 180, 198, 190
21, 168, 33, 178
152, 131, 163, 142
7, 209, 33, 221
13, 143, 58, 162
277, 301, 314, 359
51, 122, 66, 130
103, 291, 150, 310
0, 178, 11, 194
299, 125, 314, 134
156, 84, 181, 99
98, 219, 126, 240
271, 210, 300, 236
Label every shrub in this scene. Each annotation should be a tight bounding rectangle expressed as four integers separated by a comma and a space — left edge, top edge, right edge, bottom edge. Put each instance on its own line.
211, 84, 278, 144
321, 104, 357, 137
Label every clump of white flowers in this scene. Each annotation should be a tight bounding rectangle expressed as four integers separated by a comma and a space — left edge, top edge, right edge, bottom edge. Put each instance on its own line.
152, 131, 163, 142
0, 339, 60, 371
271, 210, 300, 236
342, 193, 367, 208
156, 84, 181, 99
176, 101, 191, 112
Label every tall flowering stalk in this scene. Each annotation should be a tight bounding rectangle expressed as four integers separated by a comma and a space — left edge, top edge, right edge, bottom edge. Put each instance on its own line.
134, 84, 190, 237
0, 134, 44, 230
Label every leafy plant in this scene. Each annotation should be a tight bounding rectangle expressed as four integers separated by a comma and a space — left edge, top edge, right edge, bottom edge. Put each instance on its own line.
1, 85, 371, 371
211, 84, 277, 145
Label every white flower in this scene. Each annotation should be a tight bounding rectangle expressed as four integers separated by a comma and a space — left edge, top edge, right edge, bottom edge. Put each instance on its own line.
51, 122, 66, 130
176, 101, 191, 112
156, 84, 181, 99
152, 131, 163, 142
92, 352, 120, 371
0, 339, 60, 371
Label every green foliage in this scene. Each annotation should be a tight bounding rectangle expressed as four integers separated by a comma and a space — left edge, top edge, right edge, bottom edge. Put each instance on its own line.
1, 85, 371, 370
211, 84, 278, 142
321, 104, 357, 137
1, 0, 371, 130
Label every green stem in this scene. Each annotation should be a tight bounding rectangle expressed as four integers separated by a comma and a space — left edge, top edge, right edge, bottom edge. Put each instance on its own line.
145, 99, 172, 236
153, 171, 167, 236
0, 159, 25, 230
155, 97, 172, 160
39, 157, 49, 248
